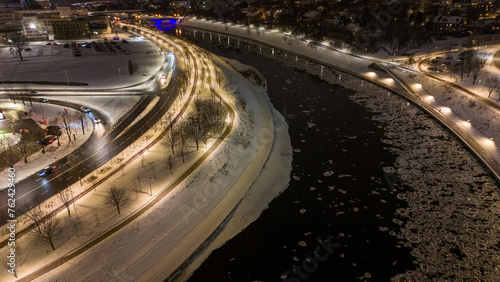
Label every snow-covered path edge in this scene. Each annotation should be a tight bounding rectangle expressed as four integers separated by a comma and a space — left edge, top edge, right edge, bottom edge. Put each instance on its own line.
142, 46, 276, 281
174, 55, 293, 281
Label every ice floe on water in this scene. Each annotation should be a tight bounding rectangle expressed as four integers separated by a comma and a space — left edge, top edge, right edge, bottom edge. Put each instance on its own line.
323, 171, 334, 177
350, 87, 500, 280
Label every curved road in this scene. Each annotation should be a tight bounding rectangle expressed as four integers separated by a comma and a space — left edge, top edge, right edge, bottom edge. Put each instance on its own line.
17, 33, 232, 282
0, 55, 178, 229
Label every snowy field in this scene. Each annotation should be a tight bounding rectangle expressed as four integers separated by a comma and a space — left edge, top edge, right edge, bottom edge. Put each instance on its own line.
0, 30, 164, 89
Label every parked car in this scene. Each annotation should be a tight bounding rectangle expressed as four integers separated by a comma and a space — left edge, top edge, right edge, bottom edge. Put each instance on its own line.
46, 42, 52, 45
39, 98, 48, 103
80, 106, 91, 113
94, 118, 101, 124
38, 165, 57, 177
46, 125, 62, 136
37, 135, 55, 145
64, 43, 70, 48
25, 48, 31, 51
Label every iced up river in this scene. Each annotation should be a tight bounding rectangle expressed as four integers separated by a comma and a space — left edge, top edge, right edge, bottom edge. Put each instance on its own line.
173, 27, 500, 281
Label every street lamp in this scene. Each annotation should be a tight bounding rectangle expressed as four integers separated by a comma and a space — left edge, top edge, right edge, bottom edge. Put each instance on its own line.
149, 176, 152, 196
63, 69, 69, 86
118, 68, 122, 86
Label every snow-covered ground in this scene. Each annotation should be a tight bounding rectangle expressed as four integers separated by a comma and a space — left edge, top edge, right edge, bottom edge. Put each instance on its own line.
0, 30, 163, 89
0, 100, 95, 189
0, 28, 290, 282
387, 66, 500, 156
416, 48, 500, 103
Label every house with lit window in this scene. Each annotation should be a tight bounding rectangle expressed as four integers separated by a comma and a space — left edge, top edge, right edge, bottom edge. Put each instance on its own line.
432, 15, 464, 32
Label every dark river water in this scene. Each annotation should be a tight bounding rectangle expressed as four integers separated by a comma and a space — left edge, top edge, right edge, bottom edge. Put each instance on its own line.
169, 28, 415, 281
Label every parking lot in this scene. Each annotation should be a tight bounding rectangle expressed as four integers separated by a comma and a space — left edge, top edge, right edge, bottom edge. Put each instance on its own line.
0, 34, 165, 88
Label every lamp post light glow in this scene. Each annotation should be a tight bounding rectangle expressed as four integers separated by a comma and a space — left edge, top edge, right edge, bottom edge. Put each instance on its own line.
484, 137, 495, 148
441, 107, 451, 114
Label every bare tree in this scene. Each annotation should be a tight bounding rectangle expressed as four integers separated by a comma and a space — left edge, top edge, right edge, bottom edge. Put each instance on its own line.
164, 155, 175, 174
428, 59, 439, 73
58, 187, 74, 216
8, 33, 28, 61
187, 117, 203, 150
471, 56, 486, 85
25, 200, 62, 250
179, 144, 187, 163
34, 215, 62, 251
178, 120, 187, 146
104, 186, 130, 214
76, 111, 87, 135
162, 112, 179, 154
162, 129, 179, 155
58, 111, 75, 142
22, 85, 33, 106
486, 77, 500, 99
175, 70, 189, 97
24, 200, 44, 235
88, 175, 98, 191
0, 136, 15, 168
5, 88, 18, 104
462, 50, 475, 78
15, 135, 31, 163
67, 152, 83, 185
